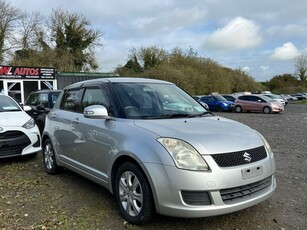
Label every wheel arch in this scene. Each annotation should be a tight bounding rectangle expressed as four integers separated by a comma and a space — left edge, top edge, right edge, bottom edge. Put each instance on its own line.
111, 155, 154, 196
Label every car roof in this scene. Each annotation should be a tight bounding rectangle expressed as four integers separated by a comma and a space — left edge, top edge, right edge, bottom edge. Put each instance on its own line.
30, 89, 62, 94
64, 77, 173, 89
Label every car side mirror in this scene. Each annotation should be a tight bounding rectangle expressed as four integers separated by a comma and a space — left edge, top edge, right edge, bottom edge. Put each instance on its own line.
23, 105, 32, 112
84, 105, 113, 120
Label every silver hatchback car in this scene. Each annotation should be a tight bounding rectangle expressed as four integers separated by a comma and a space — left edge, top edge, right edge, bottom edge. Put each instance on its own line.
42, 78, 276, 225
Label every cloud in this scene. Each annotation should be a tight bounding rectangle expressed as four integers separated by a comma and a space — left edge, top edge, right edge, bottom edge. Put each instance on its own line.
205, 16, 262, 50
241, 66, 250, 73
260, 65, 270, 71
270, 42, 301, 60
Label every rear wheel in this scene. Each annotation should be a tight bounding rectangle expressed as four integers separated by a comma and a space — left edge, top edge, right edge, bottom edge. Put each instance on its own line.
115, 162, 154, 225
216, 106, 223, 112
43, 139, 62, 174
263, 106, 272, 114
235, 105, 242, 113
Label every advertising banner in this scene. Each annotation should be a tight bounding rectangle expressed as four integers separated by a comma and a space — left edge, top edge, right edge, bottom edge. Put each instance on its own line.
0, 66, 55, 79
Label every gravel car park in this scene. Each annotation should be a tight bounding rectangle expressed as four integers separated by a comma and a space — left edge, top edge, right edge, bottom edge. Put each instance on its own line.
0, 103, 306, 229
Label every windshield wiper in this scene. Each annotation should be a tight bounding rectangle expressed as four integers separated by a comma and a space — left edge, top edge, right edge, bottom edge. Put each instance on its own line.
153, 113, 196, 119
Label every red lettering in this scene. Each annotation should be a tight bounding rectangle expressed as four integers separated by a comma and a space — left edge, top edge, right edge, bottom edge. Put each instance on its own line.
0, 66, 12, 75
14, 68, 22, 75
30, 68, 39, 75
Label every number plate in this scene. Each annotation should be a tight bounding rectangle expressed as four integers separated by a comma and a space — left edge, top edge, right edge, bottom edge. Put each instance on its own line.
242, 165, 263, 179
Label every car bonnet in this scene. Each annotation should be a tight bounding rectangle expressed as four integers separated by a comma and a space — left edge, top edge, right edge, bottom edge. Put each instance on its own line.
133, 116, 263, 154
0, 111, 31, 127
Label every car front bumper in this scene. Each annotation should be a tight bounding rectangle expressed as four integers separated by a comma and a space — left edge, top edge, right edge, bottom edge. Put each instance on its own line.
145, 158, 276, 218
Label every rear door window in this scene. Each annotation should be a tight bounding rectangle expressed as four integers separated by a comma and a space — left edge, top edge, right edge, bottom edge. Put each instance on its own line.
60, 89, 81, 112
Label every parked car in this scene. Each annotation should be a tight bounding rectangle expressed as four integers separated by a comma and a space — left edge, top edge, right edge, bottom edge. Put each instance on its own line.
199, 94, 234, 111
0, 94, 41, 158
221, 94, 237, 102
25, 90, 61, 133
192, 96, 210, 110
291, 93, 307, 100
262, 94, 286, 105
42, 78, 276, 225
234, 94, 284, 114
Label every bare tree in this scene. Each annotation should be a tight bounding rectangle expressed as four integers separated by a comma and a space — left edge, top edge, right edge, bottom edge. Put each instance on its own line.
295, 54, 307, 83
0, 0, 21, 63
18, 12, 43, 49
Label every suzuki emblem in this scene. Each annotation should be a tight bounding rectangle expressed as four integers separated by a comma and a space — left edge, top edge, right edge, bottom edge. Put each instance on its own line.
243, 152, 252, 162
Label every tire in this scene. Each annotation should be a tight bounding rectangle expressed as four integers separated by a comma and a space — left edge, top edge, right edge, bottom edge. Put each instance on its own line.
43, 139, 62, 174
235, 105, 242, 113
216, 106, 223, 112
115, 162, 154, 225
263, 106, 272, 114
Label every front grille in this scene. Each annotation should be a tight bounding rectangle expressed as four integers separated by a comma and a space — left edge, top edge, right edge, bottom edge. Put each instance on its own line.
181, 191, 212, 205
0, 131, 24, 139
211, 146, 267, 167
0, 131, 31, 157
220, 177, 272, 204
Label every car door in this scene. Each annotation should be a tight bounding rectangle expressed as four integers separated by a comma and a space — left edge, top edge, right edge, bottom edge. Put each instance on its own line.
204, 96, 217, 110
69, 84, 116, 181
249, 96, 262, 112
51, 88, 82, 160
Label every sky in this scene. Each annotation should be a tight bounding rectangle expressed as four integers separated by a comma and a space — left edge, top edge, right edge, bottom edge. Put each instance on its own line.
9, 0, 307, 82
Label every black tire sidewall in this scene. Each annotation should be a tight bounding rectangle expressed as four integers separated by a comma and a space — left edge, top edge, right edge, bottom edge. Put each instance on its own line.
43, 139, 60, 174
263, 106, 271, 114
114, 162, 154, 225
235, 105, 242, 113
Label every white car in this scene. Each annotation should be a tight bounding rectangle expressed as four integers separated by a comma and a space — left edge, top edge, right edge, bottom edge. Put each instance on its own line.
0, 94, 41, 158
263, 94, 286, 106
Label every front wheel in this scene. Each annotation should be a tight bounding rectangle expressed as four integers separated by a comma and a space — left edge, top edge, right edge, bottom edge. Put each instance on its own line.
263, 106, 272, 114
115, 162, 154, 225
235, 105, 242, 113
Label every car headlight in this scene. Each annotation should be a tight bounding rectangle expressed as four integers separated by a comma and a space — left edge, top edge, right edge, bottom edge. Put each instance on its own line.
257, 132, 274, 158
223, 103, 228, 106
22, 118, 36, 129
157, 138, 209, 171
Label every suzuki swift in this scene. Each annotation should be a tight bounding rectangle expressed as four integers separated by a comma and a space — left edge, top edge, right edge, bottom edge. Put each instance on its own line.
42, 78, 276, 225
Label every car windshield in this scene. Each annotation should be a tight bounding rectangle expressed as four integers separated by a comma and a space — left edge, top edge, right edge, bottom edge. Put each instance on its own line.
0, 95, 21, 112
214, 95, 227, 101
266, 94, 282, 99
259, 95, 275, 102
113, 82, 208, 119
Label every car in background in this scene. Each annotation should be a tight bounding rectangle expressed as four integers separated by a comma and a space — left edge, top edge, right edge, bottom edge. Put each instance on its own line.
221, 94, 237, 102
262, 94, 286, 105
25, 90, 61, 133
42, 78, 276, 225
192, 96, 210, 110
199, 94, 234, 111
291, 93, 307, 100
0, 94, 41, 158
284, 95, 298, 101
234, 94, 284, 114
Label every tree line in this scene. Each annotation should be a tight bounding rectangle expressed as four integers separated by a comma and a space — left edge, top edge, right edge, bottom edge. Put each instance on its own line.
0, 0, 306, 95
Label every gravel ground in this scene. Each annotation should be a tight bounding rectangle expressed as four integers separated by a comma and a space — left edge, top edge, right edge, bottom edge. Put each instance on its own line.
0, 103, 306, 230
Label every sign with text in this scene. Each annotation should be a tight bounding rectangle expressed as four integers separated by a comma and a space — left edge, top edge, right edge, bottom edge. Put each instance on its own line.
0, 66, 55, 79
